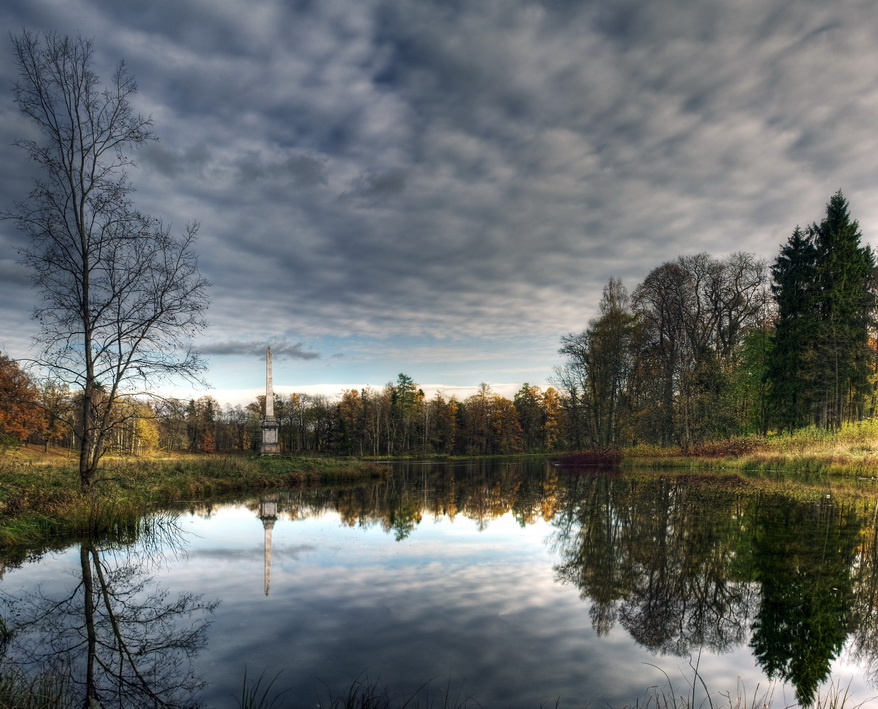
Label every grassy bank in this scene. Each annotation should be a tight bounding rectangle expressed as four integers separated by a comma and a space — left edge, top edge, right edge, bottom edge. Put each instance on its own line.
0, 447, 386, 548
614, 419, 878, 477
6, 420, 878, 548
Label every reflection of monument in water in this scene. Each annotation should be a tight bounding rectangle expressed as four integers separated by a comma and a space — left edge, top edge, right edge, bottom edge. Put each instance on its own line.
261, 346, 280, 455
259, 496, 278, 596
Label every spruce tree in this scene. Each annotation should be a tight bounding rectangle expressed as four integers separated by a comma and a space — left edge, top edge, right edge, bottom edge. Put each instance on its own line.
768, 192, 876, 430
811, 191, 876, 427
768, 226, 819, 431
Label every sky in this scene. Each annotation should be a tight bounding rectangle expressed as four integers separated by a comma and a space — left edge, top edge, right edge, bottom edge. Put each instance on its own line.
2, 0, 878, 407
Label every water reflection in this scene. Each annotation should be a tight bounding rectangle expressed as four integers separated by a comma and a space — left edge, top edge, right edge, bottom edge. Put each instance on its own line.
259, 495, 278, 596
551, 475, 757, 650
248, 462, 877, 705
1, 515, 216, 708
748, 494, 859, 705
545, 473, 875, 705
3, 461, 878, 706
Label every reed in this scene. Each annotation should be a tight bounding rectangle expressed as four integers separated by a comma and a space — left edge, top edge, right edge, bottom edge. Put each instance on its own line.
0, 667, 69, 709
237, 671, 872, 709
236, 669, 289, 709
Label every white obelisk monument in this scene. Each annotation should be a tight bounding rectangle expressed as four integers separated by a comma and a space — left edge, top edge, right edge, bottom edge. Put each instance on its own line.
261, 347, 280, 455
259, 496, 278, 596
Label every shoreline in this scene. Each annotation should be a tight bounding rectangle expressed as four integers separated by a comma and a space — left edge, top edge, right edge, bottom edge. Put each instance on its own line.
0, 450, 386, 549
4, 428, 878, 549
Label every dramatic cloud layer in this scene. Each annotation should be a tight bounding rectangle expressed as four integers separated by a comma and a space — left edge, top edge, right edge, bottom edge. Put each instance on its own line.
2, 0, 877, 402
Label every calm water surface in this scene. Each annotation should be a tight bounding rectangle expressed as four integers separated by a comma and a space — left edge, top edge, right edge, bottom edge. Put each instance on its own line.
2, 459, 877, 707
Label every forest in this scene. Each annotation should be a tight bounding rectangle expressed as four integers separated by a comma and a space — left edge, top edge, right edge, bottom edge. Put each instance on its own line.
1, 191, 875, 457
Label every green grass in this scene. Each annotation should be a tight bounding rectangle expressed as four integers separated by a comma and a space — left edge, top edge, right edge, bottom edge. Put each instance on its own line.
0, 450, 386, 548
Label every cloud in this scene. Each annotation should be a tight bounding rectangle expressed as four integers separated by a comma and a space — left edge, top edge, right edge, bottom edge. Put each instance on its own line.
200, 340, 321, 361
189, 544, 317, 562
339, 169, 406, 206
140, 142, 211, 178
4, 0, 878, 395
235, 152, 329, 188
0, 258, 30, 288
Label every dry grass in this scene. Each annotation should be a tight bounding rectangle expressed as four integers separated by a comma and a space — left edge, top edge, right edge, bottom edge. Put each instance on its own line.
0, 448, 386, 547
618, 421, 878, 478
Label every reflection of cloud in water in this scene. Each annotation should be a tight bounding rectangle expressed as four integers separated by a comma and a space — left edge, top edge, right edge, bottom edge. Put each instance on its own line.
187, 544, 316, 562
198, 522, 626, 706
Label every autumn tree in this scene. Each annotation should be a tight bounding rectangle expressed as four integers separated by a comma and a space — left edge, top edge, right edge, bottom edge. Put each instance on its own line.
0, 353, 42, 446
186, 397, 219, 453
3, 31, 209, 488
631, 263, 689, 445
629, 254, 768, 446
153, 398, 190, 451
38, 377, 74, 451
337, 389, 367, 455
514, 384, 546, 451
426, 392, 458, 454
491, 394, 523, 453
112, 399, 159, 455
459, 383, 495, 455
542, 387, 562, 450
218, 403, 256, 451
389, 373, 422, 454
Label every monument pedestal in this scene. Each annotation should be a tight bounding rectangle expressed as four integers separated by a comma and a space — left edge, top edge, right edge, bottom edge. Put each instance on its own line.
261, 416, 280, 455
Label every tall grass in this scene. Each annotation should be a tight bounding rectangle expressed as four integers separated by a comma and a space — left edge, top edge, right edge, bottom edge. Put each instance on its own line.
0, 667, 70, 709
618, 420, 878, 477
234, 669, 873, 709
0, 452, 386, 548
236, 669, 289, 709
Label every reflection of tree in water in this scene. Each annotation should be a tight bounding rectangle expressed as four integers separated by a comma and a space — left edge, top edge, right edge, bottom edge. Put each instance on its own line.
620, 479, 756, 656
222, 460, 878, 703
269, 459, 561, 539
551, 475, 753, 652
849, 503, 878, 688
550, 473, 874, 705
1, 515, 216, 708
747, 495, 859, 706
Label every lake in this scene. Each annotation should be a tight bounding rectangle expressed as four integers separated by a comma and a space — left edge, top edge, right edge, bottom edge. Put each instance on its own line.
2, 459, 877, 708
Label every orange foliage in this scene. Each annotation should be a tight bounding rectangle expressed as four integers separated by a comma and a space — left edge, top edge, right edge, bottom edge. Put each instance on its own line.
0, 353, 42, 443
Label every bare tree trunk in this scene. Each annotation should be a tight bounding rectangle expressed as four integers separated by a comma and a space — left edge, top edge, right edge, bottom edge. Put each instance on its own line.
81, 545, 97, 708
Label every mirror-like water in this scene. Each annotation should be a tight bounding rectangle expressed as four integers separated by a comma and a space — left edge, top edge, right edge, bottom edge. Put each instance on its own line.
2, 459, 877, 708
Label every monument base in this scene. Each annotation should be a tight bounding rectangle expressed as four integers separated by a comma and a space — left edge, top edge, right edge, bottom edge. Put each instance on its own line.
261, 417, 280, 456
260, 443, 281, 456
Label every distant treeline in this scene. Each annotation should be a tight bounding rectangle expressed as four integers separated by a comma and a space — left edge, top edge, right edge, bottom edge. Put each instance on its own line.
1, 191, 875, 455
0, 369, 564, 455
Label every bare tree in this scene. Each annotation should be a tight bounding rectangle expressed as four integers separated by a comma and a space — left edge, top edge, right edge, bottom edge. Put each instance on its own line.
3, 31, 209, 489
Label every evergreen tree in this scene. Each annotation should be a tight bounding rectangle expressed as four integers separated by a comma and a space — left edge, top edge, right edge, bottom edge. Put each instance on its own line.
768, 192, 876, 430
768, 226, 819, 430
811, 191, 876, 427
